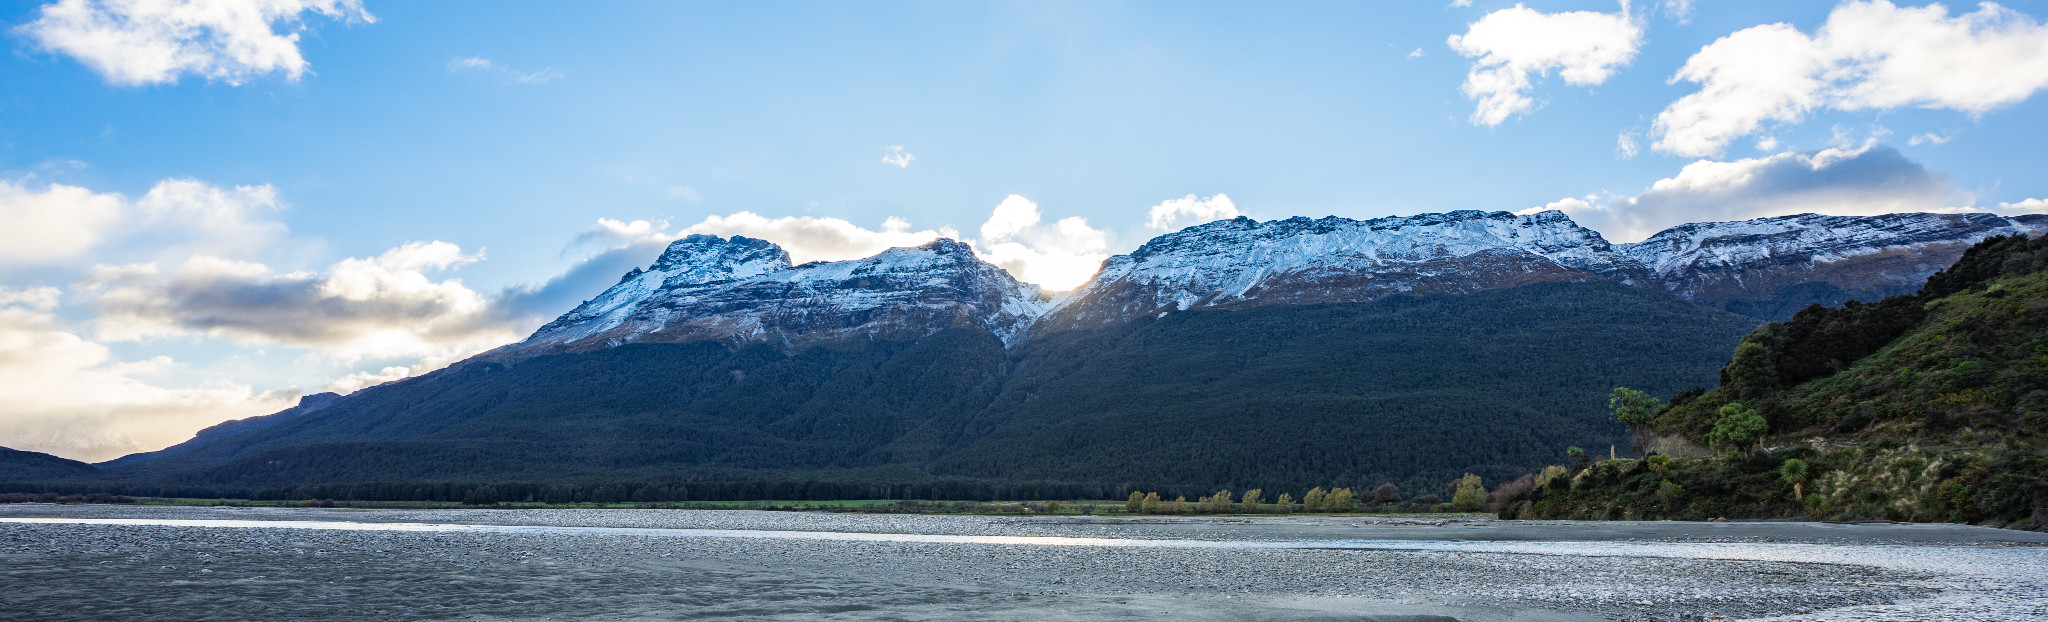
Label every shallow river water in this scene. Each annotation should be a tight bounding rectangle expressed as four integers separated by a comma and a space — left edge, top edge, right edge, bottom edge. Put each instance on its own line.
2, 507, 2042, 621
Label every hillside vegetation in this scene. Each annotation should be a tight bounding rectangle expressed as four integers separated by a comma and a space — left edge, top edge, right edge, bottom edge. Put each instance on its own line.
1512, 235, 2048, 528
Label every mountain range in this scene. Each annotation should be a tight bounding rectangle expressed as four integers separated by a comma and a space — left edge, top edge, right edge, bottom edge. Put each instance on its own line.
6, 209, 2043, 500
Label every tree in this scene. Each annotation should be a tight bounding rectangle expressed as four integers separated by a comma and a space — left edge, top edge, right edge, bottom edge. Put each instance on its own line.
1276, 492, 1294, 513
1208, 489, 1233, 514
1608, 387, 1662, 431
1240, 489, 1263, 513
1142, 492, 1160, 515
1725, 340, 1779, 393
1326, 488, 1355, 513
1166, 496, 1185, 514
1567, 446, 1589, 469
1780, 458, 1809, 500
1126, 491, 1144, 514
1045, 501, 1062, 514
1535, 465, 1568, 489
1451, 474, 1486, 512
1706, 402, 1769, 454
1303, 487, 1327, 513
1373, 483, 1401, 503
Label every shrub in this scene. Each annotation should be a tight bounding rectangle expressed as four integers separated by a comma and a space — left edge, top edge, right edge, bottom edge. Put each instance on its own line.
1452, 474, 1487, 512
1373, 483, 1401, 503
1489, 474, 1537, 510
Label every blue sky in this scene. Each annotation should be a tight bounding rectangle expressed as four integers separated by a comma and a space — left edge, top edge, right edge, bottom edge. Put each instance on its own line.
3, 0, 2047, 459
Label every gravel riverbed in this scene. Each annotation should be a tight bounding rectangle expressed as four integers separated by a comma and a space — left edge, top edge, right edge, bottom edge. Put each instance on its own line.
2, 504, 2041, 621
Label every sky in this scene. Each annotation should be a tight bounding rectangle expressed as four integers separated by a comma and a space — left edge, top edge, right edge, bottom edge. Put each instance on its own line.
2, 0, 2047, 460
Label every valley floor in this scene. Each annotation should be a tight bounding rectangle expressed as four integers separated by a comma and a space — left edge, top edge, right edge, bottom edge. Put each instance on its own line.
2, 505, 2043, 621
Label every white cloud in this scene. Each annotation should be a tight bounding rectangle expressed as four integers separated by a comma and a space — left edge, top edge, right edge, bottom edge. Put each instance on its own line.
19, 0, 373, 86
1145, 193, 1242, 231
882, 145, 916, 168
1448, 2, 1644, 125
1449, 0, 1473, 7
0, 289, 294, 461
1997, 198, 2048, 214
678, 212, 951, 265
446, 55, 564, 84
970, 195, 1112, 291
1616, 131, 1641, 158
1407, 48, 1426, 59
1654, 1, 2048, 156
1538, 143, 1967, 241
1662, 0, 1695, 24
81, 241, 519, 364
0, 180, 124, 264
0, 178, 286, 269
619, 196, 1114, 291
325, 365, 409, 394
1908, 131, 1954, 146
514, 68, 564, 84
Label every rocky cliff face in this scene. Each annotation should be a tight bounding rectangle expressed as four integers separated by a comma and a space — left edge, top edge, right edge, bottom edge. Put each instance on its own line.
505, 235, 1048, 358
1619, 212, 2048, 320
1037, 210, 1643, 331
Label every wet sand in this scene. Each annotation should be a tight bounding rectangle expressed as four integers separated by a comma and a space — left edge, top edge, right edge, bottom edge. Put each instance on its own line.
2, 504, 2042, 621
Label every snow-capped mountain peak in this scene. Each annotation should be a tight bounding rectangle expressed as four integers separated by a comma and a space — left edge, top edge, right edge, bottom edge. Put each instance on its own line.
509, 235, 1046, 358
1038, 210, 1641, 329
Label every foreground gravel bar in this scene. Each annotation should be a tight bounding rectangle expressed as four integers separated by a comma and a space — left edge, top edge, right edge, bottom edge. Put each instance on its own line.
3, 504, 2043, 621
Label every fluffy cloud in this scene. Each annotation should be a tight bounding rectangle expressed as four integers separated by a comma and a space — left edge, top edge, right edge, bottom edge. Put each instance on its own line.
18, 0, 374, 86
1145, 194, 1242, 231
678, 212, 953, 265
81, 241, 520, 364
0, 288, 294, 461
604, 196, 1115, 291
0, 178, 285, 270
324, 365, 409, 394
1998, 198, 2048, 214
1536, 144, 1968, 241
1448, 3, 1643, 125
1654, 1, 2048, 156
0, 181, 124, 265
972, 195, 1111, 291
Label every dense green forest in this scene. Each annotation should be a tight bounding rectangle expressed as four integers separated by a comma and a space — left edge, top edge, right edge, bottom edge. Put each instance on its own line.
934, 280, 1758, 494
8, 281, 1756, 501
1510, 234, 2048, 528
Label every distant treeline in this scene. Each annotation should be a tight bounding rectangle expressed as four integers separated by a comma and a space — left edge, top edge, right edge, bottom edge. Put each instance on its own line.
0, 478, 1359, 504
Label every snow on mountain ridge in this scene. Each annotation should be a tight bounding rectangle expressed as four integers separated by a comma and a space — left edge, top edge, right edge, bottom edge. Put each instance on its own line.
1618, 212, 2048, 277
513, 236, 1047, 357
1040, 210, 1639, 328
512, 209, 2048, 357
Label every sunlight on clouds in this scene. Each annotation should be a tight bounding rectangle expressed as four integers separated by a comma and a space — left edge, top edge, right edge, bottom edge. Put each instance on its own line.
679, 212, 950, 265
972, 195, 1110, 291
0, 287, 294, 461
1654, 1, 2048, 156
81, 242, 519, 364
1146, 194, 1241, 231
0, 181, 123, 264
0, 178, 286, 268
1448, 2, 1642, 126
325, 365, 411, 394
19, 0, 374, 86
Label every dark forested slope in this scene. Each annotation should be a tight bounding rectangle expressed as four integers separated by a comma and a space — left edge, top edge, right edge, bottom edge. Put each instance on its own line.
1517, 234, 2048, 527
935, 280, 1758, 493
